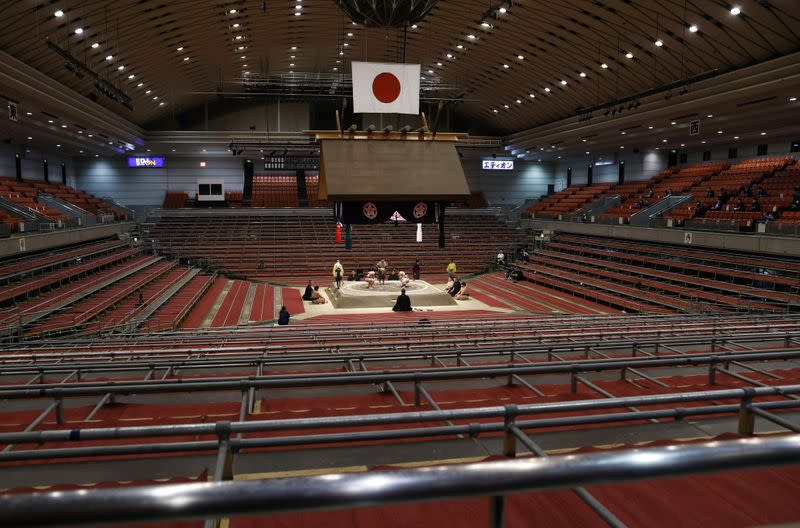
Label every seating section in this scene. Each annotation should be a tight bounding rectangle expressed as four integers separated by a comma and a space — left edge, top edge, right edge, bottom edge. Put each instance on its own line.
147, 211, 527, 283
515, 233, 800, 313
252, 173, 299, 207
304, 172, 330, 208
225, 191, 243, 208
1, 313, 800, 527
163, 191, 188, 209
665, 156, 793, 227
0, 177, 127, 232
601, 163, 729, 223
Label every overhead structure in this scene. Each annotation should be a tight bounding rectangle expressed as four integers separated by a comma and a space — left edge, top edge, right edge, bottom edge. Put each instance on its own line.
336, 0, 439, 27
307, 129, 469, 247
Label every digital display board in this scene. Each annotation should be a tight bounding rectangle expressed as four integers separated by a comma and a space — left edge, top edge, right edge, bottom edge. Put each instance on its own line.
128, 157, 164, 168
482, 159, 514, 170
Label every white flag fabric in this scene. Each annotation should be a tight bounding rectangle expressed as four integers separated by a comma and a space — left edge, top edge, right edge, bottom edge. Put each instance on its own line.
352, 61, 421, 115
416, 223, 422, 243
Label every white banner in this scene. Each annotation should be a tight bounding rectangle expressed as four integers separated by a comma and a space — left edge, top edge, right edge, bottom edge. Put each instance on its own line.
352, 61, 420, 115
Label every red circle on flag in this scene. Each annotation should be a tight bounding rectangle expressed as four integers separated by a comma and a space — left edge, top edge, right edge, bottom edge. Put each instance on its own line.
372, 72, 401, 103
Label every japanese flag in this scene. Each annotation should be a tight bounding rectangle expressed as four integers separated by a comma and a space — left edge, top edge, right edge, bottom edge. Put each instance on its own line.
352, 61, 421, 115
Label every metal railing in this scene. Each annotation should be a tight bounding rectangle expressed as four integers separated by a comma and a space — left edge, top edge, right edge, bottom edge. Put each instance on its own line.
1, 424, 799, 527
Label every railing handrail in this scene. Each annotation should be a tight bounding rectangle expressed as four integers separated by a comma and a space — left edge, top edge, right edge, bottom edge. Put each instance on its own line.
1, 434, 799, 527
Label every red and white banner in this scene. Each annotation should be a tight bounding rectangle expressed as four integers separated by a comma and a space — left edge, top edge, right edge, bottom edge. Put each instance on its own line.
352, 61, 420, 115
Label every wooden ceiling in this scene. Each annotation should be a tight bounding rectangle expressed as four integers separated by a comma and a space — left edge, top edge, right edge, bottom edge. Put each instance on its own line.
0, 0, 798, 133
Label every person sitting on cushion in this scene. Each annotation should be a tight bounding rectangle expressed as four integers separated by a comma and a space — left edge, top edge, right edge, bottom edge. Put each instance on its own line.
302, 280, 314, 301
455, 281, 470, 300
392, 288, 413, 312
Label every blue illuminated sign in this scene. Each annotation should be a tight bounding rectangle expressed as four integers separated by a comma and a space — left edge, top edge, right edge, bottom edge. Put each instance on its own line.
482, 159, 514, 170
128, 157, 164, 167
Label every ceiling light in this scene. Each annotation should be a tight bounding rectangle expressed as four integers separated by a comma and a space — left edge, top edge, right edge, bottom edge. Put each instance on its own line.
411, 24, 418, 29
481, 21, 491, 28
503, 104, 509, 109
529, 93, 535, 98
153, 96, 158, 100
235, 35, 243, 40
229, 9, 237, 14
689, 24, 698, 32
790, 97, 797, 102
701, 140, 706, 144
582, 139, 587, 142
662, 139, 667, 143
707, 114, 713, 117
74, 27, 84, 35
493, 109, 498, 113
56, 144, 61, 148
88, 134, 93, 137
446, 53, 453, 59
544, 87, 551, 92
437, 62, 442, 66
233, 23, 240, 28
27, 136, 32, 140
295, 4, 302, 9
243, 64, 248, 67
289, 63, 295, 67
499, 7, 507, 13
516, 99, 522, 104
78, 130, 82, 134
54, 9, 64, 17
145, 89, 151, 94
105, 55, 113, 60
336, 59, 341, 63
428, 69, 434, 74
347, 32, 354, 37
579, 72, 586, 77
291, 46, 297, 50
333, 67, 338, 71
671, 121, 677, 125
48, 119, 53, 123
517, 55, 524, 60
467, 34, 476, 40
91, 42, 99, 48
128, 74, 134, 79
734, 136, 739, 139
25, 111, 32, 116
655, 39, 663, 47
339, 51, 344, 55
183, 57, 189, 61
560, 80, 567, 85
621, 131, 626, 135
79, 150, 83, 153
294, 11, 301, 16
601, 63, 608, 69
137, 82, 143, 87
730, 6, 741, 15
585, 151, 590, 155
502, 63, 509, 68
620, 146, 625, 149
761, 132, 766, 135
118, 65, 125, 70
648, 126, 654, 129
238, 46, 245, 50
456, 44, 463, 49
717, 130, 723, 134
625, 52, 633, 58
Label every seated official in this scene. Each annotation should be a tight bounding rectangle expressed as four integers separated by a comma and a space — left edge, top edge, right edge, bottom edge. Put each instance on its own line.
449, 279, 462, 297
392, 289, 413, 312
302, 280, 314, 301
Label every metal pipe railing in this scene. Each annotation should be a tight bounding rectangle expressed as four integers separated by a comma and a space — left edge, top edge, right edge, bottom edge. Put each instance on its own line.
2, 434, 800, 527
3, 346, 800, 400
